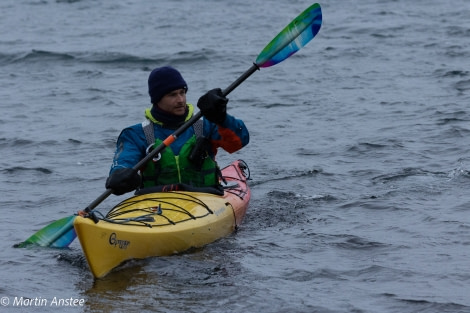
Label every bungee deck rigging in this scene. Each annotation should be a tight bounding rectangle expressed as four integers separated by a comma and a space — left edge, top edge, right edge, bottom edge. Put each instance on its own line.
102, 192, 215, 227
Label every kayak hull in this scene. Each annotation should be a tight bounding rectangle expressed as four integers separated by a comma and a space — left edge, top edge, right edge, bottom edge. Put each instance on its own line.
74, 160, 250, 278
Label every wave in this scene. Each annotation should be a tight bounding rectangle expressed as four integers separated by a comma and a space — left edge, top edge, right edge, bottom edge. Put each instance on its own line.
0, 137, 69, 150
330, 234, 389, 250
0, 138, 35, 147
246, 188, 336, 231
345, 140, 405, 158
267, 189, 336, 202
391, 295, 470, 313
447, 167, 470, 180
434, 111, 470, 125
434, 69, 470, 78
2, 166, 52, 174
249, 167, 331, 187
371, 167, 447, 185
454, 79, 470, 93
0, 48, 218, 67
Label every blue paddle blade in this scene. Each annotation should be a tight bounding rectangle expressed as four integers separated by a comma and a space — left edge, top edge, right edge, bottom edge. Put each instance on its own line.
16, 215, 77, 248
50, 225, 77, 248
255, 3, 322, 68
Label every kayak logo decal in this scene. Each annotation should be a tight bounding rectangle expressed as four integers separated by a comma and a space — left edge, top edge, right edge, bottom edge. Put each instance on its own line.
109, 233, 130, 250
213, 207, 225, 216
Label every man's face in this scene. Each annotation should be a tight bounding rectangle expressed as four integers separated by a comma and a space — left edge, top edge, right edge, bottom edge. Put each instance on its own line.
157, 88, 187, 116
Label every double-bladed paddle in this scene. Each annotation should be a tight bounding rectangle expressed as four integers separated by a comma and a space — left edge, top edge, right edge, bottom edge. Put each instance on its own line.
16, 3, 322, 248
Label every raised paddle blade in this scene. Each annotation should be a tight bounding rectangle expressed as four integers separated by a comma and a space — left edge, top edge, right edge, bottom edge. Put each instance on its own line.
255, 3, 322, 68
16, 215, 77, 248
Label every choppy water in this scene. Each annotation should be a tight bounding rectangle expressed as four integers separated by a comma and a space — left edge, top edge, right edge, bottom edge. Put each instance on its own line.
1, 0, 470, 312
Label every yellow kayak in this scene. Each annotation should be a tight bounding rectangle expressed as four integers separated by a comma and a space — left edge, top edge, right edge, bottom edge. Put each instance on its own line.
74, 160, 250, 278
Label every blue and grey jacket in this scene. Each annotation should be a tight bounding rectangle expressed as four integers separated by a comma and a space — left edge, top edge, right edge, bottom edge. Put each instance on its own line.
109, 104, 249, 186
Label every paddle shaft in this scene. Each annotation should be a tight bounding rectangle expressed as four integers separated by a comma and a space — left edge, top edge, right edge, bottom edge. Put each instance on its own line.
84, 63, 260, 215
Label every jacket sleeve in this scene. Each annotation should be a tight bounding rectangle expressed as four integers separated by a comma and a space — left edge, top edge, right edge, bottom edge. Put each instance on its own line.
204, 114, 249, 155
109, 125, 147, 175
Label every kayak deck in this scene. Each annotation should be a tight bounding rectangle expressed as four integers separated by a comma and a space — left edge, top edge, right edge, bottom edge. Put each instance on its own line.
74, 160, 250, 278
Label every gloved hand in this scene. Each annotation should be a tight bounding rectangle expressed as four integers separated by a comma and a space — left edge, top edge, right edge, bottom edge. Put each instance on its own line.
105, 168, 141, 195
197, 88, 228, 125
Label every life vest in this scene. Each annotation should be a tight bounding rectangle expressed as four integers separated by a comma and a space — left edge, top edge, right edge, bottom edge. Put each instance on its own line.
140, 120, 220, 188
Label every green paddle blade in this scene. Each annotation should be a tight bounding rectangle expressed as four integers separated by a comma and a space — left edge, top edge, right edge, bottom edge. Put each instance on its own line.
256, 3, 322, 68
16, 215, 77, 248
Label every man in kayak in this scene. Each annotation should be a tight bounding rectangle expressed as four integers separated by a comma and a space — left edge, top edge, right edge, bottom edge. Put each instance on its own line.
105, 66, 250, 195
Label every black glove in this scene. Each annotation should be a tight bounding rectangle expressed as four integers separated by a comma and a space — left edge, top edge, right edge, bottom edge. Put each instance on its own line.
197, 88, 228, 125
105, 168, 141, 195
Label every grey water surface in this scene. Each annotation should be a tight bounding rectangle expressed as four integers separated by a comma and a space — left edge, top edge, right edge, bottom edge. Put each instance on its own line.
1, 0, 470, 312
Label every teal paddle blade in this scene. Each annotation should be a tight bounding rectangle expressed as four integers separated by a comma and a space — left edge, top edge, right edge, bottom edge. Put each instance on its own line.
49, 224, 77, 248
16, 215, 77, 248
255, 3, 322, 68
